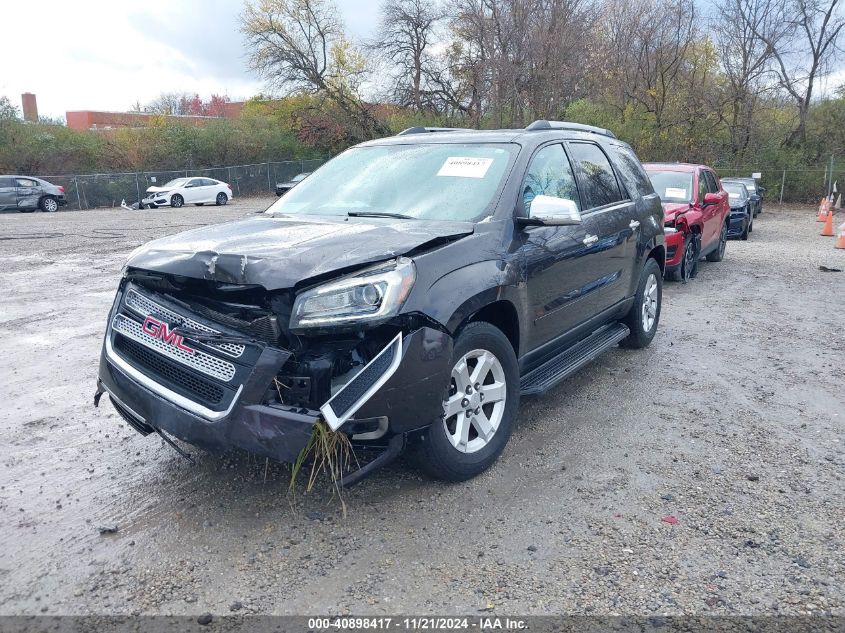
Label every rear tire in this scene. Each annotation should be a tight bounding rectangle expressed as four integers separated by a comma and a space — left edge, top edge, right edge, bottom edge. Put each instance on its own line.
413, 321, 519, 482
621, 257, 662, 349
170, 194, 184, 208
39, 196, 58, 212
706, 222, 728, 262
216, 192, 228, 206
741, 216, 750, 240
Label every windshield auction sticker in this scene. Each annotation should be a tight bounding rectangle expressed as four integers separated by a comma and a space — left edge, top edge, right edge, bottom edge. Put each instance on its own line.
437, 157, 494, 178
664, 187, 687, 198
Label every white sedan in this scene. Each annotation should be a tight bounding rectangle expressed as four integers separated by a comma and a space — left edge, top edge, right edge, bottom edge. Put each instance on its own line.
141, 177, 233, 209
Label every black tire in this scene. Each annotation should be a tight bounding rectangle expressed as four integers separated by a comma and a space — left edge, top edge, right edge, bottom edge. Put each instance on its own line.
412, 321, 519, 482
216, 192, 228, 206
621, 257, 662, 349
39, 196, 59, 212
667, 234, 699, 282
170, 194, 184, 208
748, 212, 753, 233
741, 215, 750, 240
706, 221, 728, 262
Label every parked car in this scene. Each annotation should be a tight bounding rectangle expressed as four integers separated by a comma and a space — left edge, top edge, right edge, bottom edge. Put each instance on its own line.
0, 175, 67, 212
723, 181, 753, 240
95, 121, 665, 483
722, 177, 764, 216
644, 163, 730, 282
275, 172, 311, 196
141, 177, 232, 209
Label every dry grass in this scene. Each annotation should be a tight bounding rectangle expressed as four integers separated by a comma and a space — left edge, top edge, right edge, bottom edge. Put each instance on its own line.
288, 419, 358, 516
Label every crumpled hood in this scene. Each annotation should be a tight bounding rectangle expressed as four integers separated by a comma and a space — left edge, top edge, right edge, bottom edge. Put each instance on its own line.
661, 202, 692, 223
126, 214, 475, 290
145, 186, 171, 193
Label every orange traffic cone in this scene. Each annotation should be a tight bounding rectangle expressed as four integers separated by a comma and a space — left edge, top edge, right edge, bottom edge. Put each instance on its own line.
835, 222, 845, 249
818, 198, 829, 221
821, 210, 835, 236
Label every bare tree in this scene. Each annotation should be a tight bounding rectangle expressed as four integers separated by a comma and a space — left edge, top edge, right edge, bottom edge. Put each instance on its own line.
371, 0, 446, 110
740, 0, 844, 144
444, 0, 594, 128
241, 0, 390, 139
144, 92, 195, 115
716, 0, 779, 158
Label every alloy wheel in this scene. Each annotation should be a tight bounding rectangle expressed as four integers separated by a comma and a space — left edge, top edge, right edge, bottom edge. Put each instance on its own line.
641, 273, 658, 332
43, 198, 58, 212
442, 349, 507, 454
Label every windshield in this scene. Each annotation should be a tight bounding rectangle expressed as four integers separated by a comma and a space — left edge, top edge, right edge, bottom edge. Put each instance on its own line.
265, 144, 517, 222
723, 182, 747, 200
646, 170, 694, 203
162, 178, 189, 188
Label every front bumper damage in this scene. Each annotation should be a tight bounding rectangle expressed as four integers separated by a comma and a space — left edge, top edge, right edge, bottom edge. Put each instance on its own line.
95, 282, 452, 481
663, 228, 685, 274
727, 210, 747, 237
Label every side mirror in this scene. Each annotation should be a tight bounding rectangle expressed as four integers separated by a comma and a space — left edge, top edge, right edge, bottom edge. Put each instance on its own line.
703, 192, 720, 206
521, 195, 582, 226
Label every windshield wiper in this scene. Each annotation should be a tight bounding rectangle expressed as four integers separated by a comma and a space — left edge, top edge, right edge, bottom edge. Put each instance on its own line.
347, 211, 414, 219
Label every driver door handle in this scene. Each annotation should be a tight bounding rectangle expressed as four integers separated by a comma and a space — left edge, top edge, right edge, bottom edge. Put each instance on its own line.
583, 235, 598, 245
629, 220, 640, 230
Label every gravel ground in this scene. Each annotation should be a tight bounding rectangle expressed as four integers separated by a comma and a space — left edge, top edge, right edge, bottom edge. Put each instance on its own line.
0, 200, 843, 617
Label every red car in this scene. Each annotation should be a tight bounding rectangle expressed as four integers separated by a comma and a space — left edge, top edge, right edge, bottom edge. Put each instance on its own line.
644, 163, 730, 281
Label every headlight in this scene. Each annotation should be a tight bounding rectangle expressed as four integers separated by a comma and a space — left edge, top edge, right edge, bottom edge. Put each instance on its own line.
664, 226, 678, 234
290, 257, 416, 330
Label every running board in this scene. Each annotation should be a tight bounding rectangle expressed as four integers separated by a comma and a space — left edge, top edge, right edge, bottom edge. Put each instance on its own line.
519, 323, 630, 396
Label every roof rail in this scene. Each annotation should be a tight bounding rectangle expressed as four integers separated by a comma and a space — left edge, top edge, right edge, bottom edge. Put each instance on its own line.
397, 126, 472, 136
525, 120, 616, 138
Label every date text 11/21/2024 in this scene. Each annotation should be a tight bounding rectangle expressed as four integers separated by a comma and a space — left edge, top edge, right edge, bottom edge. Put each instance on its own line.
307, 617, 528, 630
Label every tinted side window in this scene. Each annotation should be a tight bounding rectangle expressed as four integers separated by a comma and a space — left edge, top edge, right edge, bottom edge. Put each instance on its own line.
522, 144, 581, 212
204, 179, 218, 186
697, 172, 707, 202
568, 142, 623, 209
15, 178, 38, 188
611, 145, 653, 197
0, 177, 14, 187
704, 170, 718, 193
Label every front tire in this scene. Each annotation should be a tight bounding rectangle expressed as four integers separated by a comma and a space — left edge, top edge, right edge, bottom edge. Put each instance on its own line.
706, 222, 728, 262
621, 257, 662, 349
170, 194, 184, 208
413, 322, 519, 482
741, 215, 751, 240
216, 192, 228, 206
667, 234, 698, 282
40, 196, 58, 212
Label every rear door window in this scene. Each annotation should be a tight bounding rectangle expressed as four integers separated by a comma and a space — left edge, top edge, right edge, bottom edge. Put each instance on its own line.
568, 142, 623, 209
522, 143, 581, 212
15, 178, 38, 188
610, 146, 653, 198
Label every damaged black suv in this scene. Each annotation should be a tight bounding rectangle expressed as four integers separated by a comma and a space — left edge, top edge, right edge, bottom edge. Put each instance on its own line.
96, 121, 665, 483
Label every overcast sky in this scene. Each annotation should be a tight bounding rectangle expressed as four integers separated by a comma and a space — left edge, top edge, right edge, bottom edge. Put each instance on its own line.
0, 0, 381, 119
2, 0, 843, 120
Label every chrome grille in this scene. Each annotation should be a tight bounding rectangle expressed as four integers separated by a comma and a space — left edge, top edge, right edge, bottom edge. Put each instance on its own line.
124, 288, 244, 358
112, 313, 236, 383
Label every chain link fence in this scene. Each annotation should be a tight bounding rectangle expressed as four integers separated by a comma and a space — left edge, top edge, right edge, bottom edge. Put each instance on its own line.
43, 159, 325, 211
713, 166, 844, 204
40, 159, 842, 210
